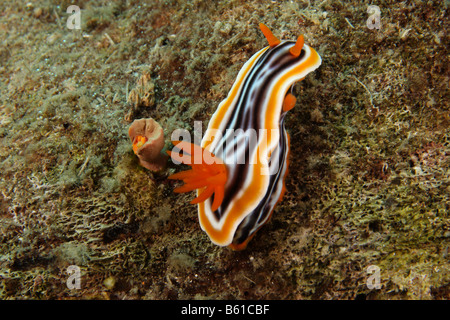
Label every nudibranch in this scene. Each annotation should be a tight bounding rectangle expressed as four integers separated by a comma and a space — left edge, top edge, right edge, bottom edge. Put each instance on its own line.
168, 23, 321, 250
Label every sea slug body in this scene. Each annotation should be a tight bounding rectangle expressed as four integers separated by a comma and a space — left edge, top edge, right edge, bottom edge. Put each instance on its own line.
169, 23, 322, 250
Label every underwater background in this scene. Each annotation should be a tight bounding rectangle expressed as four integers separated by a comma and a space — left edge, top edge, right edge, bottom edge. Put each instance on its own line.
0, 0, 448, 299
